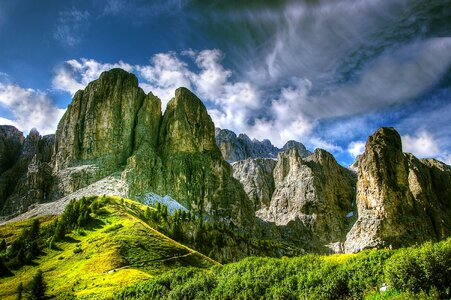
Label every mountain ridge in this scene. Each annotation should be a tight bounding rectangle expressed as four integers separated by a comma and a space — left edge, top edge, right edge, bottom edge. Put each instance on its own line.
0, 68, 450, 258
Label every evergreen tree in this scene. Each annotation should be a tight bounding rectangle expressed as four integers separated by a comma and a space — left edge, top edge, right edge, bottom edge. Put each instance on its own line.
0, 256, 11, 277
31, 219, 40, 240
16, 282, 23, 300
0, 239, 6, 252
28, 269, 46, 300
54, 220, 66, 241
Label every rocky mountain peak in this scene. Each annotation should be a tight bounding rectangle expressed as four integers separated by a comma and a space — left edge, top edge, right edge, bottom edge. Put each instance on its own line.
282, 140, 311, 157
159, 87, 219, 155
367, 126, 402, 152
54, 68, 146, 171
0, 125, 24, 173
345, 127, 451, 252
215, 128, 309, 162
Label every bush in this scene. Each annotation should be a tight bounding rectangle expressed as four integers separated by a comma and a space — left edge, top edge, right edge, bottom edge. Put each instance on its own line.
385, 240, 451, 298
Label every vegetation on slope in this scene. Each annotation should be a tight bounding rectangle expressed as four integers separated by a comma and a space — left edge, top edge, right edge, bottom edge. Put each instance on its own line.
119, 238, 451, 300
0, 196, 216, 299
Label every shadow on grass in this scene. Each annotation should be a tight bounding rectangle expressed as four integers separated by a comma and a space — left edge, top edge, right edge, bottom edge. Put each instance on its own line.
63, 236, 81, 244
84, 218, 106, 231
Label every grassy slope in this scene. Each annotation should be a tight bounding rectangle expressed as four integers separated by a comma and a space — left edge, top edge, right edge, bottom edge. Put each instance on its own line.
0, 196, 217, 299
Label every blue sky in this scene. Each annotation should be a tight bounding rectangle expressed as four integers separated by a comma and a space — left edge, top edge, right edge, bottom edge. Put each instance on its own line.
0, 0, 450, 166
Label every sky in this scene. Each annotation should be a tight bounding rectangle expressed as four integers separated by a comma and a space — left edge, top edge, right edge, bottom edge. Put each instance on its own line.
0, 0, 450, 166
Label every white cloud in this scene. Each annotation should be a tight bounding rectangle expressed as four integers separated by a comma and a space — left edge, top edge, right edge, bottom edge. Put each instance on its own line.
402, 130, 440, 158
137, 52, 193, 106
54, 8, 90, 47
240, 0, 407, 84
0, 117, 18, 127
53, 59, 133, 95
0, 83, 65, 135
309, 137, 343, 153
347, 141, 366, 158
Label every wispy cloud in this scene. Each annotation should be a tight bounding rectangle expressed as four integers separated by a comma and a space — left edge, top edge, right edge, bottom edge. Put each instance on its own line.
347, 141, 366, 158
54, 8, 90, 47
0, 82, 65, 135
402, 130, 441, 158
100, 0, 186, 20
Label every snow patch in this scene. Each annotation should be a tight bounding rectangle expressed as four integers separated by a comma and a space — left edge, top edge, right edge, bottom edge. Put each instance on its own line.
141, 192, 188, 214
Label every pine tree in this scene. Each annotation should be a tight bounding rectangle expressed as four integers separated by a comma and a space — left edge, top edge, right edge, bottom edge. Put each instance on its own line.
28, 269, 46, 300
0, 239, 6, 252
16, 282, 23, 300
31, 219, 40, 240
0, 256, 11, 277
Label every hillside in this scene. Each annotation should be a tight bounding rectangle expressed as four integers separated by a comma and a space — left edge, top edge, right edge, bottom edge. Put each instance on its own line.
0, 196, 216, 299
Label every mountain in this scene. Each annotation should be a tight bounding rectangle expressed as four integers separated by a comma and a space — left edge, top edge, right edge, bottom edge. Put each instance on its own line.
234, 148, 356, 252
345, 127, 451, 252
215, 128, 310, 162
1, 69, 253, 228
1, 69, 451, 257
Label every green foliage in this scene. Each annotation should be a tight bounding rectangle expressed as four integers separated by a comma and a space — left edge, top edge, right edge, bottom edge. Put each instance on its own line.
73, 245, 82, 254
3, 219, 42, 269
53, 197, 94, 242
0, 239, 6, 252
119, 238, 451, 300
28, 269, 46, 300
385, 240, 451, 298
343, 249, 392, 298
0, 256, 11, 277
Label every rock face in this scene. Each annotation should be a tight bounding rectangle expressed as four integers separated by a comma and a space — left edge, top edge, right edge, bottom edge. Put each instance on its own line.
125, 87, 253, 226
232, 158, 277, 211
53, 69, 147, 197
345, 127, 451, 252
51, 70, 253, 227
215, 128, 310, 162
0, 127, 54, 215
254, 148, 356, 249
231, 146, 356, 250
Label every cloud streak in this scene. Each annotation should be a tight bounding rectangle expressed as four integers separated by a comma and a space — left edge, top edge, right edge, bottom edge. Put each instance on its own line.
54, 8, 90, 47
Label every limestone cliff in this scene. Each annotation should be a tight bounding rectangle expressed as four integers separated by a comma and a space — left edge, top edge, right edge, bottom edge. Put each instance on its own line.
0, 127, 54, 215
345, 127, 451, 252
232, 158, 277, 211
53, 69, 146, 197
51, 70, 253, 227
254, 148, 356, 249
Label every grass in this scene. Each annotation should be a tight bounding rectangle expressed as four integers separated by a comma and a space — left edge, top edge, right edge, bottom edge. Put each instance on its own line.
0, 196, 217, 299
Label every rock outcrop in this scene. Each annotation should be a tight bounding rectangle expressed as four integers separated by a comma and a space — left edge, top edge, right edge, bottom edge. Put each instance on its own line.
53, 69, 147, 197
232, 158, 277, 211
345, 127, 451, 252
255, 148, 356, 249
51, 70, 253, 227
0, 127, 54, 215
125, 88, 253, 226
215, 128, 310, 162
